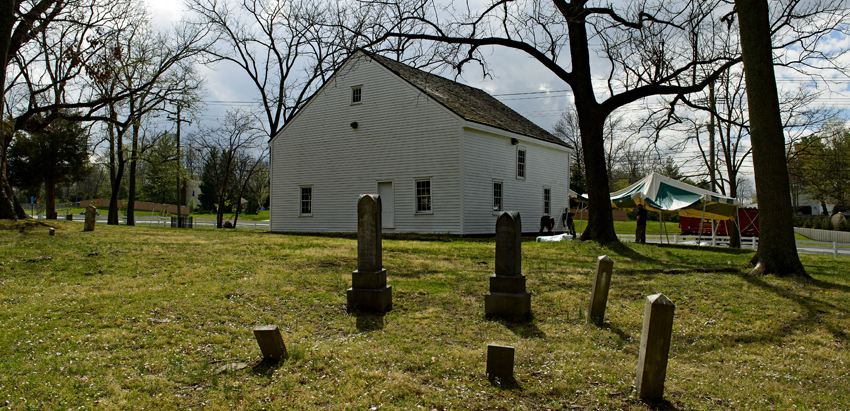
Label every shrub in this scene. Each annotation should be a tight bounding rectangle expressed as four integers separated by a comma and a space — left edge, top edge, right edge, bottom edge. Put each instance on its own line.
824, 218, 834, 230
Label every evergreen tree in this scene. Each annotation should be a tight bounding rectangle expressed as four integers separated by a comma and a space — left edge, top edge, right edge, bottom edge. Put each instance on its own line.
8, 117, 90, 218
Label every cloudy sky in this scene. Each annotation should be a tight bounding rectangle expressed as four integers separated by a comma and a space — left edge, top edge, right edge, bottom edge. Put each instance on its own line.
146, 0, 850, 198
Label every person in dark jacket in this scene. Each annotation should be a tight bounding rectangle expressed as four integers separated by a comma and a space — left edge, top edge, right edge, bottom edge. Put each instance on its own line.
635, 203, 647, 244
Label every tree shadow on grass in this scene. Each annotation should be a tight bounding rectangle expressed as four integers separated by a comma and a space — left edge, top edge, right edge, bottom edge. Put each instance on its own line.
605, 241, 660, 264
740, 275, 849, 345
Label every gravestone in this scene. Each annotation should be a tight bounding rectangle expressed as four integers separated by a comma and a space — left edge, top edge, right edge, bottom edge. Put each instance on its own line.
346, 194, 392, 313
486, 344, 515, 384
83, 206, 97, 232
65, 214, 73, 221
587, 255, 614, 323
485, 211, 531, 317
49, 228, 55, 236
636, 293, 676, 401
253, 325, 288, 362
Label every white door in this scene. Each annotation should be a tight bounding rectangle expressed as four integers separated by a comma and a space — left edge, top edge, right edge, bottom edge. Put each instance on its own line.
378, 182, 394, 229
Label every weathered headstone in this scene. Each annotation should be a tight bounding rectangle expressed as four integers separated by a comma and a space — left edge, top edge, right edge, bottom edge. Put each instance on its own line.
636, 293, 676, 401
485, 211, 531, 317
83, 206, 97, 232
346, 194, 392, 312
49, 228, 55, 236
587, 255, 614, 323
486, 344, 515, 384
253, 325, 288, 362
65, 214, 73, 221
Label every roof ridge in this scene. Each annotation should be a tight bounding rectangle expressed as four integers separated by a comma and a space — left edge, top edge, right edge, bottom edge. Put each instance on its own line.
362, 52, 571, 149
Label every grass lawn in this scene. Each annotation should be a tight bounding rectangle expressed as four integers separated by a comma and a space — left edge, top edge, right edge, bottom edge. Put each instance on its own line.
1, 220, 848, 410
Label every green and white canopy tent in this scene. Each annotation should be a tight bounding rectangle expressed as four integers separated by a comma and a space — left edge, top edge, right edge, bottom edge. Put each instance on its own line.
609, 172, 738, 220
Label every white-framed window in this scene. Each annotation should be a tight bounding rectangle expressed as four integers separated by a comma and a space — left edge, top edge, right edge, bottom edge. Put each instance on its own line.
493, 181, 503, 212
415, 179, 432, 213
543, 187, 551, 215
300, 186, 312, 216
516, 148, 526, 179
351, 86, 362, 104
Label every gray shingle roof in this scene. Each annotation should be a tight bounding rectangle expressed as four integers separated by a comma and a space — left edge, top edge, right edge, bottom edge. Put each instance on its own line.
366, 53, 571, 149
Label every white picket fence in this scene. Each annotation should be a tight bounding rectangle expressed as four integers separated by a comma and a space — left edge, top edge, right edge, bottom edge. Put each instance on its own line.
794, 227, 850, 244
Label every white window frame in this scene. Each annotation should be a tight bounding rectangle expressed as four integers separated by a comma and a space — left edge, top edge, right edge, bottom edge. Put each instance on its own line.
493, 180, 503, 214
516, 147, 527, 179
543, 187, 551, 215
415, 179, 432, 214
351, 85, 362, 105
299, 186, 313, 216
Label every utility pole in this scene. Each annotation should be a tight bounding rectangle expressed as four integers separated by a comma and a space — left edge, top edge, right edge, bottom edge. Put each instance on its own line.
168, 103, 191, 227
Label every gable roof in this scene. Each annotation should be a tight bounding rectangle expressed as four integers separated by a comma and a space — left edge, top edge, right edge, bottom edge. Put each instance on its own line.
365, 52, 570, 149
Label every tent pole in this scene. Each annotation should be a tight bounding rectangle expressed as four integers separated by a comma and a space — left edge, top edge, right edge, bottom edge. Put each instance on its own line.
579, 201, 585, 236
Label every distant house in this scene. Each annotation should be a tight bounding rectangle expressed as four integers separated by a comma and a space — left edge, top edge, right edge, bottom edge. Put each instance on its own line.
792, 193, 833, 216
268, 51, 573, 235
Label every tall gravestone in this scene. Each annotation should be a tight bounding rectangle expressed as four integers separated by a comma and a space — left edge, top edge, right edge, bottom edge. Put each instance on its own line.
587, 255, 614, 323
346, 194, 392, 313
485, 211, 531, 317
636, 293, 676, 400
83, 205, 97, 232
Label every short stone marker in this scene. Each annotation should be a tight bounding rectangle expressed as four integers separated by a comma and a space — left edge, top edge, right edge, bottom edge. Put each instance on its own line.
49, 228, 55, 236
485, 211, 531, 317
587, 255, 614, 323
65, 214, 73, 221
486, 344, 515, 384
83, 206, 97, 232
252, 325, 288, 362
636, 293, 676, 401
346, 194, 392, 313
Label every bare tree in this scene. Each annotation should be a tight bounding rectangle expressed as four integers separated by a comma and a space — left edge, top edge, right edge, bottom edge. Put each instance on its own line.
0, 0, 207, 220
89, 17, 205, 225
734, 0, 808, 277
364, 0, 849, 246
191, 109, 265, 228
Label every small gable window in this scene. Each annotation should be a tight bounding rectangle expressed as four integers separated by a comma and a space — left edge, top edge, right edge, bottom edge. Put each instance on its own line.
351, 86, 362, 104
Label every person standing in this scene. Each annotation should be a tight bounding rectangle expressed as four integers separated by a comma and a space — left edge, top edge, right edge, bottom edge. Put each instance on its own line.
562, 207, 576, 238
635, 203, 648, 244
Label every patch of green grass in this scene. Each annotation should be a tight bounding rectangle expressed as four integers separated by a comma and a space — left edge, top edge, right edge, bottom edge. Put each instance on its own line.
1, 220, 848, 410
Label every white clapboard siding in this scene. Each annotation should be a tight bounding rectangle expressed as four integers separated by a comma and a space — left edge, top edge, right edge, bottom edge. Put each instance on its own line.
270, 56, 464, 233
461, 127, 571, 234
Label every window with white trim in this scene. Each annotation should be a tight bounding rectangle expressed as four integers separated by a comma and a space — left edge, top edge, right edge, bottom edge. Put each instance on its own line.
493, 181, 503, 212
516, 148, 526, 179
543, 187, 551, 214
351, 86, 362, 104
300, 186, 312, 215
415, 179, 431, 213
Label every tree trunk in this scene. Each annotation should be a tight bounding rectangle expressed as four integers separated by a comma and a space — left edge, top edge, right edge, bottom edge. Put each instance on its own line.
565, 9, 620, 244
127, 157, 136, 226
577, 110, 619, 243
736, 0, 807, 277
127, 123, 140, 226
0, 129, 23, 220
46, 178, 56, 219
